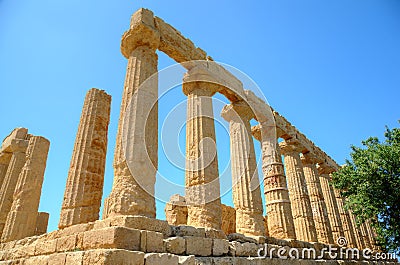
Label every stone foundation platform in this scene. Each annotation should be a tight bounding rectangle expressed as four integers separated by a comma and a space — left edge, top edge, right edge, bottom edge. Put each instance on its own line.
0, 216, 398, 264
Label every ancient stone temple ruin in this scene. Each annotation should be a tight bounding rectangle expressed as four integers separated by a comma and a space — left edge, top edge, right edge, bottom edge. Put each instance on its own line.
0, 7, 398, 265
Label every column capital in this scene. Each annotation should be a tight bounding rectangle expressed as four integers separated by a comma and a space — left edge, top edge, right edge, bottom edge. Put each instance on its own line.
317, 162, 336, 175
221, 101, 254, 122
121, 8, 160, 58
300, 152, 322, 166
279, 139, 304, 155
182, 66, 222, 96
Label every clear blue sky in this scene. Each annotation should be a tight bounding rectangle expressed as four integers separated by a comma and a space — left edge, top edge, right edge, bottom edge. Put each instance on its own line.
1, 0, 399, 232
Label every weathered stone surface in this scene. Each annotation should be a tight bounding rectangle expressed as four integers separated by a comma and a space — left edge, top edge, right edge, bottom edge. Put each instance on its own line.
82, 249, 145, 265
221, 102, 265, 237
0, 153, 12, 192
82, 227, 141, 251
252, 124, 296, 240
59, 88, 111, 229
164, 237, 185, 255
212, 239, 229, 256
109, 215, 172, 237
348, 211, 365, 250
35, 212, 49, 236
318, 164, 344, 244
140, 230, 163, 253
104, 8, 159, 219
221, 204, 236, 235
179, 255, 195, 265
144, 253, 179, 265
333, 188, 357, 248
173, 226, 205, 238
0, 131, 29, 237
1, 136, 50, 242
301, 153, 334, 245
185, 236, 212, 256
280, 140, 317, 243
183, 78, 222, 230
165, 194, 188, 226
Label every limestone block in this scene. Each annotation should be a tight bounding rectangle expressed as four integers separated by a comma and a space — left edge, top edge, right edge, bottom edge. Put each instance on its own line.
173, 226, 205, 238
164, 237, 185, 255
228, 241, 259, 257
59, 88, 111, 229
144, 253, 179, 265
140, 230, 163, 253
57, 223, 94, 238
165, 195, 188, 226
178, 255, 195, 265
34, 239, 57, 255
212, 239, 229, 256
65, 251, 84, 264
227, 233, 257, 244
109, 215, 172, 237
48, 253, 67, 265
185, 236, 212, 256
82, 227, 141, 251
56, 235, 77, 252
82, 249, 144, 265
0, 128, 28, 153
221, 204, 236, 235
23, 255, 49, 265
204, 228, 226, 239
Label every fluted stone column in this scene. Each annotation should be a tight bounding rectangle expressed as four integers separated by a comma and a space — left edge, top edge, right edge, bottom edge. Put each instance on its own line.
0, 153, 12, 189
252, 125, 296, 239
360, 222, 373, 249
348, 210, 365, 249
221, 102, 264, 236
183, 79, 222, 230
1, 136, 50, 242
301, 153, 334, 244
333, 188, 357, 248
365, 220, 377, 250
59, 88, 111, 229
280, 140, 317, 242
318, 164, 344, 243
103, 9, 160, 219
0, 143, 28, 236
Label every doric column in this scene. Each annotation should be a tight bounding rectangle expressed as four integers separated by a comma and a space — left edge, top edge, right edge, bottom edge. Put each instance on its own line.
103, 9, 160, 219
348, 210, 365, 249
318, 164, 344, 243
183, 76, 222, 230
301, 153, 334, 244
0, 152, 12, 189
252, 125, 296, 240
1, 136, 50, 242
59, 88, 111, 229
280, 140, 317, 242
365, 220, 377, 250
221, 101, 264, 236
360, 222, 373, 249
0, 142, 28, 236
333, 188, 357, 248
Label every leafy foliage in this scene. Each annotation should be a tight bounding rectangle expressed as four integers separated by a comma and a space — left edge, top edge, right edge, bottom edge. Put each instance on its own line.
332, 124, 400, 253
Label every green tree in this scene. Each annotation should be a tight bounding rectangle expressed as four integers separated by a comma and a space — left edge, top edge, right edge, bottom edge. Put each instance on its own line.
332, 124, 400, 254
